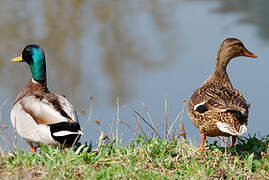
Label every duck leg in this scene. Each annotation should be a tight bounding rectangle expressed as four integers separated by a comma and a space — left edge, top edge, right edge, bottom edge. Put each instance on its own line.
231, 136, 236, 146
199, 133, 206, 151
31, 146, 37, 152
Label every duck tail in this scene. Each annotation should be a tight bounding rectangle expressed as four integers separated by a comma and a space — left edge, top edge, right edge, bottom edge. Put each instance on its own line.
216, 122, 247, 136
49, 121, 82, 145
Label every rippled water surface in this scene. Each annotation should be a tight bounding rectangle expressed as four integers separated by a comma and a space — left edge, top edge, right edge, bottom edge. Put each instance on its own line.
0, 0, 268, 150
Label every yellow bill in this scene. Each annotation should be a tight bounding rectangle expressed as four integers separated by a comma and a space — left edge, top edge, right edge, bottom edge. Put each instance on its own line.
12, 55, 23, 62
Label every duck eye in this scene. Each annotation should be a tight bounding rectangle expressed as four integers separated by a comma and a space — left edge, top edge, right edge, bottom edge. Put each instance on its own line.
22, 51, 34, 63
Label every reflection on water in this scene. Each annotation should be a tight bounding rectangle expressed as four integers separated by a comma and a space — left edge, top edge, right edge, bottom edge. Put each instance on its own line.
0, 0, 179, 105
93, 0, 179, 102
204, 0, 269, 42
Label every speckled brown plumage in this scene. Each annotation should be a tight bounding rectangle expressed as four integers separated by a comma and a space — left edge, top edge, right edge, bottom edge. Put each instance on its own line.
188, 38, 257, 150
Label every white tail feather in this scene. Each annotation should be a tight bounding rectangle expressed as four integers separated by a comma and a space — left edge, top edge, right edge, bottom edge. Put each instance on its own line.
53, 130, 83, 137
216, 122, 247, 136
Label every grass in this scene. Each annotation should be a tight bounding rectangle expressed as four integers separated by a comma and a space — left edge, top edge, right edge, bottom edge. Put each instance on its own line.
0, 98, 268, 179
0, 135, 268, 179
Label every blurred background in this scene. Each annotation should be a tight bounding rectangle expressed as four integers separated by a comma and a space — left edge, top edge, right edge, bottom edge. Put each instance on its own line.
0, 0, 268, 151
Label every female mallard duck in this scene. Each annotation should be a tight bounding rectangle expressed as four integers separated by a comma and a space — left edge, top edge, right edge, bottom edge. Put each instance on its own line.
188, 38, 257, 151
11, 45, 82, 152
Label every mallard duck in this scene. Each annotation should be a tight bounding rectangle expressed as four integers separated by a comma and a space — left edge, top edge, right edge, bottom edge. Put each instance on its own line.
11, 45, 82, 152
188, 38, 257, 151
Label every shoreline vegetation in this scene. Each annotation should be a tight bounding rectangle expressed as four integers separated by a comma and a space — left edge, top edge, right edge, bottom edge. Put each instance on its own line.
0, 98, 268, 179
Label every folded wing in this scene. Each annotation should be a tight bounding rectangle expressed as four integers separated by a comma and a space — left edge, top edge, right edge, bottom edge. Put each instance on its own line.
19, 94, 77, 125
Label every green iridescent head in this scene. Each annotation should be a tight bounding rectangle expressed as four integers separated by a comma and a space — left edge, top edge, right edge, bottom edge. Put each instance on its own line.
12, 45, 47, 82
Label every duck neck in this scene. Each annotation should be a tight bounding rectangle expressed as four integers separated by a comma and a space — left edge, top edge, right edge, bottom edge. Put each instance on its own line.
213, 62, 229, 79
30, 78, 48, 90
211, 54, 232, 87
30, 61, 46, 82
26, 78, 49, 95
28, 48, 47, 82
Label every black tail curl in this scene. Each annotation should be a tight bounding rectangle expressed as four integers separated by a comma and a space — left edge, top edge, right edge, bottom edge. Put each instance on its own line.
49, 121, 81, 146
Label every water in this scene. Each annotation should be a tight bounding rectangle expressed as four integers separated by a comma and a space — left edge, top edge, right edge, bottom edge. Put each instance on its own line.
0, 0, 268, 151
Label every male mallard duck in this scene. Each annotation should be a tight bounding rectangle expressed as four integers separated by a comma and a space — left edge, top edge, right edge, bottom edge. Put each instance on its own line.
188, 38, 257, 151
11, 45, 82, 152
